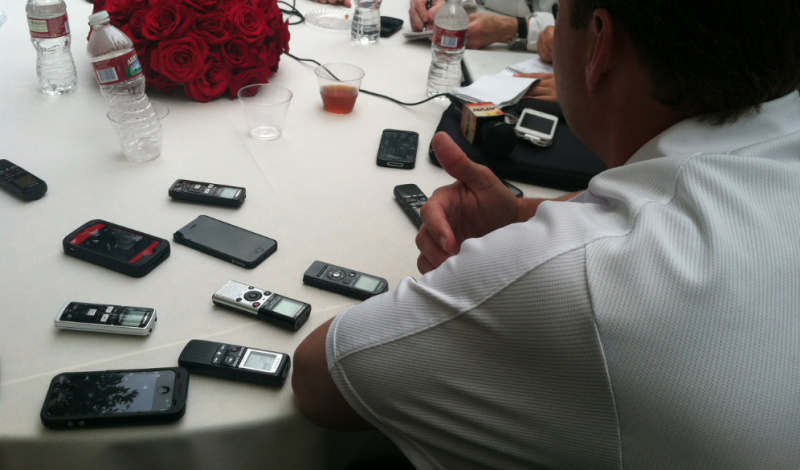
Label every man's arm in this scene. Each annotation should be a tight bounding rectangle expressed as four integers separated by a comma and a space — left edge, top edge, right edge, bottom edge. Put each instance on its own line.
309, 0, 353, 8
292, 318, 375, 431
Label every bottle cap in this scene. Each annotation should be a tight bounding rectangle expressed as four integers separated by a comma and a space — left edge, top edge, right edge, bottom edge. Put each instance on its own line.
88, 11, 110, 26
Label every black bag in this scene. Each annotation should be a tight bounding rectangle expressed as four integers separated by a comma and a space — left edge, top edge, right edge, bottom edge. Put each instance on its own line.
429, 98, 606, 191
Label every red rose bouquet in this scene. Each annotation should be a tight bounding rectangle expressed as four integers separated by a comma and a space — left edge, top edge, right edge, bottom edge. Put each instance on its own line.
92, 0, 290, 102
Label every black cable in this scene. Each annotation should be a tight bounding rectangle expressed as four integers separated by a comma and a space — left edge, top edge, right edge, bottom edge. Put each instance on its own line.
284, 52, 450, 106
278, 0, 304, 25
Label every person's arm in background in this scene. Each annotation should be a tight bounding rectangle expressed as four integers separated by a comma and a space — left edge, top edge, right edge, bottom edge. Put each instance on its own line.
537, 25, 555, 63
309, 0, 353, 7
410, 0, 445, 31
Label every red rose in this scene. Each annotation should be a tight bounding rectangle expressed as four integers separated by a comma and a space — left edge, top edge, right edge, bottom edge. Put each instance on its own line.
183, 0, 219, 13
151, 35, 209, 83
229, 67, 272, 98
141, 3, 195, 41
216, 0, 241, 14
228, 3, 269, 44
140, 47, 179, 94
222, 39, 255, 69
102, 0, 139, 23
195, 12, 232, 45
126, 9, 148, 40
185, 54, 233, 103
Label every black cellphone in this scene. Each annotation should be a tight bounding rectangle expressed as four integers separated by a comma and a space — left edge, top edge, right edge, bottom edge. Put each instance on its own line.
380, 16, 404, 38
501, 179, 524, 197
40, 367, 188, 429
394, 184, 427, 227
173, 215, 277, 269
212, 280, 311, 331
168, 179, 246, 207
63, 220, 171, 278
179, 339, 290, 387
377, 129, 419, 169
303, 261, 388, 300
0, 159, 47, 200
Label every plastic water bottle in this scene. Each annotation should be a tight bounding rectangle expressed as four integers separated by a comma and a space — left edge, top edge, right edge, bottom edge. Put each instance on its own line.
87, 11, 162, 162
351, 0, 382, 44
26, 0, 77, 95
426, 0, 468, 96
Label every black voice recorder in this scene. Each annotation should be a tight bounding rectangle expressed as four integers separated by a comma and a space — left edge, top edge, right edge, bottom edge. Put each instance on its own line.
179, 339, 290, 387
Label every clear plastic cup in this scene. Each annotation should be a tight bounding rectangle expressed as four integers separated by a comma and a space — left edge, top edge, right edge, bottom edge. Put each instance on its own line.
237, 84, 293, 141
315, 64, 364, 115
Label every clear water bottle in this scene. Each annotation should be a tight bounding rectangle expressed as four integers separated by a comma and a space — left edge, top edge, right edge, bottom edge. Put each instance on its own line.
426, 0, 469, 96
351, 0, 382, 44
87, 11, 162, 162
26, 0, 77, 95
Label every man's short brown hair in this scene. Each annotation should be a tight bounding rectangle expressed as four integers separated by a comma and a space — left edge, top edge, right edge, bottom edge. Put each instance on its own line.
569, 0, 800, 124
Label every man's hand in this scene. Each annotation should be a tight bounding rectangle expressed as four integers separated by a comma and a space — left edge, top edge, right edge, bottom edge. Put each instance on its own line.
416, 133, 520, 274
517, 72, 557, 102
410, 0, 445, 31
465, 13, 517, 49
537, 25, 554, 63
309, 0, 352, 7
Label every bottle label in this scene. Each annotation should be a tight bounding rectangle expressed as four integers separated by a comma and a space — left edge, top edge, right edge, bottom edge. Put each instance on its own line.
92, 50, 143, 85
433, 27, 467, 49
27, 13, 70, 39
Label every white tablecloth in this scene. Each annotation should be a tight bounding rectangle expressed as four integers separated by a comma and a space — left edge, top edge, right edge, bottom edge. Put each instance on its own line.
0, 0, 566, 467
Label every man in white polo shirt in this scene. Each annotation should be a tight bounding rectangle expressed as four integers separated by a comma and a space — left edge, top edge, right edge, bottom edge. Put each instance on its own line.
293, 0, 800, 468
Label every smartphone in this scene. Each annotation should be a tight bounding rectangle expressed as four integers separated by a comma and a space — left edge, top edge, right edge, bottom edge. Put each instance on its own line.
179, 339, 290, 387
212, 280, 311, 331
173, 215, 277, 269
63, 220, 171, 278
377, 129, 419, 169
0, 159, 47, 201
40, 367, 188, 428
169, 179, 246, 207
394, 184, 427, 227
500, 179, 524, 197
380, 16, 404, 38
303, 261, 388, 300
515, 108, 559, 147
55, 301, 156, 336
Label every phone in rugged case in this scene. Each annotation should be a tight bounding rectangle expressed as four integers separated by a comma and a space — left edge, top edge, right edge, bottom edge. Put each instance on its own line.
179, 339, 290, 387
63, 220, 170, 278
173, 215, 277, 269
380, 16, 403, 38
168, 179, 246, 207
0, 159, 47, 200
377, 129, 419, 169
40, 367, 188, 429
394, 184, 427, 227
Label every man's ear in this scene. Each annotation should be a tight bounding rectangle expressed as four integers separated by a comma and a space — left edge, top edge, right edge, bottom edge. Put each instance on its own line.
585, 8, 615, 91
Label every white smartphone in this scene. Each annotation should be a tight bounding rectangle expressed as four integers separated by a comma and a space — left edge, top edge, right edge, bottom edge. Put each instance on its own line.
515, 108, 559, 147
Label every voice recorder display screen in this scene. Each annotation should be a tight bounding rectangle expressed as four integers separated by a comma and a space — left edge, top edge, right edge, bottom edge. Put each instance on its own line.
120, 308, 148, 327
354, 274, 381, 292
70, 224, 159, 263
13, 175, 38, 188
520, 113, 556, 135
242, 351, 277, 372
218, 187, 239, 199
272, 298, 303, 318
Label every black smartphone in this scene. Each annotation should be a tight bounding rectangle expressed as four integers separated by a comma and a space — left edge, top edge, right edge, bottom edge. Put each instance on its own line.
179, 339, 290, 387
169, 179, 246, 207
303, 260, 388, 300
40, 367, 188, 429
63, 220, 171, 278
1, 159, 47, 200
501, 179, 524, 197
173, 215, 277, 269
394, 184, 427, 227
377, 129, 419, 169
380, 16, 403, 38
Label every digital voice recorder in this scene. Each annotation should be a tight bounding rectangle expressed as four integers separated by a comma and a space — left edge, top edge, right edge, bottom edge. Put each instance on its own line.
212, 280, 311, 331
394, 184, 427, 227
169, 179, 246, 207
179, 339, 290, 387
0, 159, 47, 200
55, 302, 156, 335
303, 261, 388, 300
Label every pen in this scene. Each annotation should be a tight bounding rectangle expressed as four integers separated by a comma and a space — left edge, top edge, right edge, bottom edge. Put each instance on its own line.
423, 0, 432, 30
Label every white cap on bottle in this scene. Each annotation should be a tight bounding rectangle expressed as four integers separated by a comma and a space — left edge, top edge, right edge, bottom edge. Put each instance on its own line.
88, 11, 110, 26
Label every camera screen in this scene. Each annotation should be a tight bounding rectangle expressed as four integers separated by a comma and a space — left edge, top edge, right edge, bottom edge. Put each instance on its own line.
271, 298, 303, 318
218, 187, 239, 199
242, 351, 278, 372
354, 274, 381, 292
43, 371, 174, 418
69, 224, 159, 264
520, 112, 556, 135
